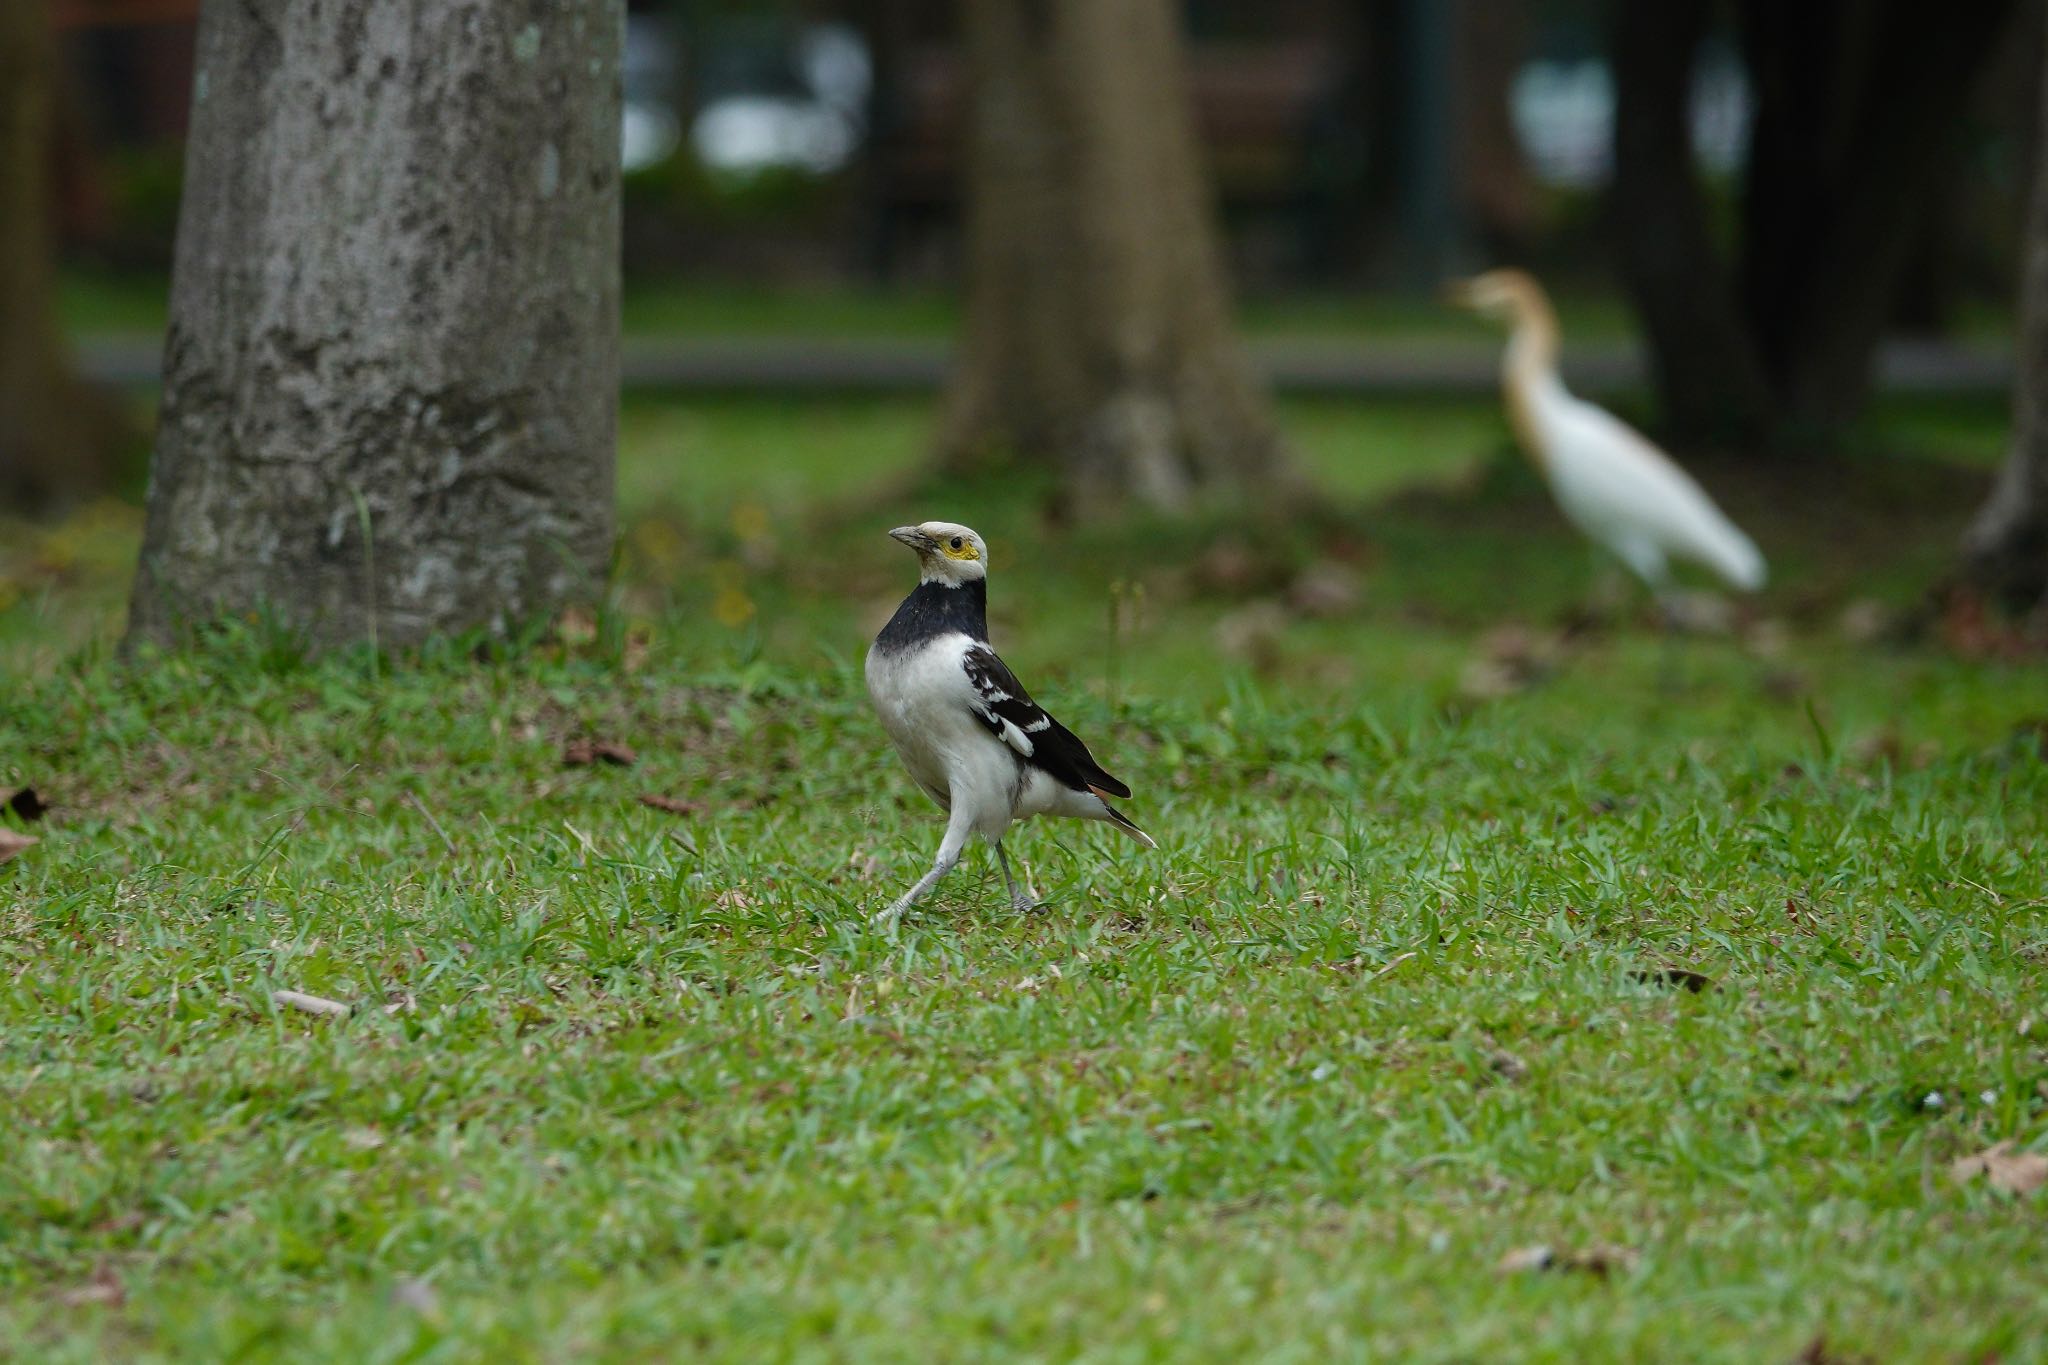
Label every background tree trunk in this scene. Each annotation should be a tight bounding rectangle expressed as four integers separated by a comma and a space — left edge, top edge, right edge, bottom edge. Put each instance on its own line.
1455, 0, 1537, 261
935, 0, 1291, 511
1609, 0, 1773, 446
127, 0, 621, 651
1961, 11, 2048, 624
1735, 0, 2016, 435
1609, 0, 2014, 451
0, 0, 130, 513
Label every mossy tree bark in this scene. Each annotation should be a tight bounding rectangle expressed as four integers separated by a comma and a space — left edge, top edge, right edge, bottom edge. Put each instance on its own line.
935, 0, 1292, 512
127, 0, 621, 651
1961, 13, 2048, 625
0, 0, 130, 512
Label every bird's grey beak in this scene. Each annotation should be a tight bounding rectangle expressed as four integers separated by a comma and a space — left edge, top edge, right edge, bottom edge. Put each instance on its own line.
888, 526, 931, 551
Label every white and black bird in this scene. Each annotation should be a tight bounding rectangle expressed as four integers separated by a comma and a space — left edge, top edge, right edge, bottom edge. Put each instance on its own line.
865, 521, 1155, 928
1446, 268, 1766, 604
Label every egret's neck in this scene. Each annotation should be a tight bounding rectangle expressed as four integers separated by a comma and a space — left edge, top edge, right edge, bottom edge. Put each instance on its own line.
1501, 296, 1563, 471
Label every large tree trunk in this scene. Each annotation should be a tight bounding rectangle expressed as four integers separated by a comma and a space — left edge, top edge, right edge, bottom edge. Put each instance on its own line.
127, 0, 621, 651
1961, 12, 2048, 624
935, 0, 1291, 511
1609, 0, 2014, 451
1735, 0, 2017, 435
0, 0, 129, 512
1609, 0, 1774, 446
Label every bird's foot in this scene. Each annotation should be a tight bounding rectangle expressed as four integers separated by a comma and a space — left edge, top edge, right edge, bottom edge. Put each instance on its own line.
871, 900, 912, 931
1009, 889, 1050, 914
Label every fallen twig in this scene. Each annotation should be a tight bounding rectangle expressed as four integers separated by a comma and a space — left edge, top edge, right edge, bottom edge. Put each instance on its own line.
0, 829, 37, 865
1368, 951, 1418, 983
404, 790, 459, 857
274, 989, 352, 1018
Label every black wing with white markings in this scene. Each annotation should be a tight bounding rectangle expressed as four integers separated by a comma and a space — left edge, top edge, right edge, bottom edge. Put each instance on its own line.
961, 643, 1131, 798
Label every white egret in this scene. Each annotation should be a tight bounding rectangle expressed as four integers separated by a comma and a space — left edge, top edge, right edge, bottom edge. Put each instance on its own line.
1446, 269, 1766, 606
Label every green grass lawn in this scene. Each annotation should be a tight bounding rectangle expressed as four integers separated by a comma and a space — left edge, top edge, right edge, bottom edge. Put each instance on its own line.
56, 267, 2024, 349
5, 390, 2048, 1360
61, 270, 1643, 345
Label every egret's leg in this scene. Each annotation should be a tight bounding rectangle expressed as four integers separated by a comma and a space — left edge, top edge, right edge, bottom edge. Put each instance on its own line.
1583, 550, 1627, 624
995, 842, 1039, 913
1652, 586, 1687, 693
875, 805, 974, 930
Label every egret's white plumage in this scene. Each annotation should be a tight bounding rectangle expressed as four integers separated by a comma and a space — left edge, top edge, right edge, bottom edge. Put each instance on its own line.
865, 521, 1153, 928
1448, 269, 1766, 595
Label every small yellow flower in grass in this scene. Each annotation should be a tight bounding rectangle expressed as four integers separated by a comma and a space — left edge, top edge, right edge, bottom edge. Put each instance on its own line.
731, 500, 777, 569
629, 517, 686, 576
710, 559, 754, 627
730, 500, 770, 542
34, 528, 79, 574
714, 588, 755, 627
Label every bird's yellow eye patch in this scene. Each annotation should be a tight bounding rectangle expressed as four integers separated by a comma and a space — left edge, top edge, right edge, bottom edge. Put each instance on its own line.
941, 535, 979, 561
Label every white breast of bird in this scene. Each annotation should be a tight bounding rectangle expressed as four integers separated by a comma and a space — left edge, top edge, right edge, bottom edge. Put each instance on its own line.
866, 634, 995, 786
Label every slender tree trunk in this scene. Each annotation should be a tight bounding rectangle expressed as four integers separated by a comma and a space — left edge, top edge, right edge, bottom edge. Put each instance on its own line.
936, 0, 1291, 511
0, 0, 129, 512
1455, 0, 1537, 259
1609, 0, 1773, 446
128, 0, 621, 651
848, 0, 914, 280
1961, 13, 2048, 623
1297, 1, 1382, 280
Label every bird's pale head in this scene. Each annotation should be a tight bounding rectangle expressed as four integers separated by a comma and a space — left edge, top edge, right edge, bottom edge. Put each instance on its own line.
1442, 268, 1548, 326
888, 521, 988, 585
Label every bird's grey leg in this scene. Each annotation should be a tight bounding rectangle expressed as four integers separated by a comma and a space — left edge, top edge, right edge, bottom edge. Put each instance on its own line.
874, 806, 973, 930
995, 841, 1039, 913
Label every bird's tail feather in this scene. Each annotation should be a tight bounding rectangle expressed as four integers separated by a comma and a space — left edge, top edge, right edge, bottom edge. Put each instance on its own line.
1098, 802, 1157, 849
1690, 519, 1766, 591
1677, 501, 1767, 590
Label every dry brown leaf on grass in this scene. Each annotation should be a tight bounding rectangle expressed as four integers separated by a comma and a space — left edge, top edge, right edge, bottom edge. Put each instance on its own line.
391, 1275, 443, 1320
1794, 1334, 1875, 1365
274, 989, 352, 1018
1629, 965, 1715, 994
563, 739, 636, 767
1495, 1243, 1637, 1279
1287, 561, 1363, 618
0, 828, 38, 865
5, 786, 45, 821
1495, 1245, 1555, 1273
1837, 598, 1893, 645
54, 1264, 125, 1309
553, 606, 599, 648
638, 794, 704, 816
1950, 1140, 2048, 1196
1213, 601, 1289, 671
1457, 624, 1565, 700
